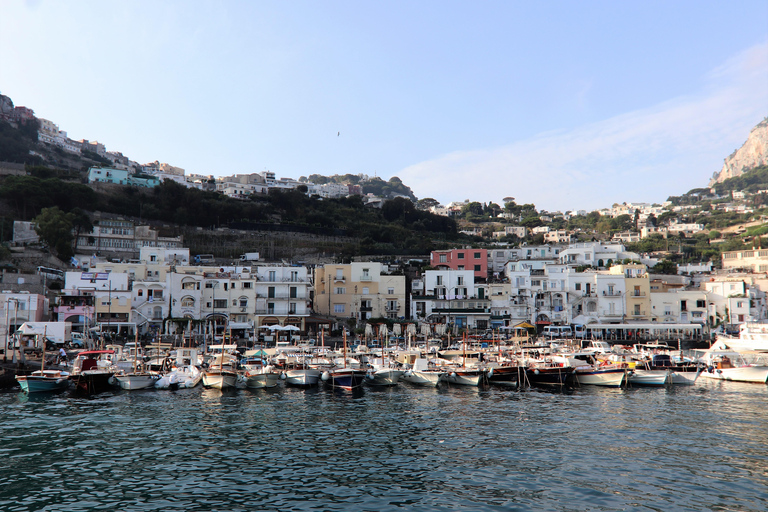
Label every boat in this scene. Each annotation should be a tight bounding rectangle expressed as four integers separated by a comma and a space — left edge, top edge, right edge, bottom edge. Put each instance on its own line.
202, 353, 239, 390
525, 360, 576, 388
16, 369, 70, 393
69, 350, 117, 395
401, 358, 443, 386
113, 336, 161, 390
440, 367, 483, 386
155, 348, 203, 389
628, 367, 670, 387
574, 364, 629, 387
698, 343, 768, 383
324, 331, 366, 390
242, 356, 280, 389
484, 364, 523, 387
365, 354, 404, 387
716, 322, 768, 352
283, 362, 322, 387
647, 354, 702, 386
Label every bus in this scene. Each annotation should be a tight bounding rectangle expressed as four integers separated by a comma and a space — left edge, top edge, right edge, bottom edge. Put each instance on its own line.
542, 325, 573, 338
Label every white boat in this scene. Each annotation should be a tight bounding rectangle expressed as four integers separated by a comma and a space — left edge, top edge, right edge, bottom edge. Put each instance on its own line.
574, 365, 629, 387
202, 369, 238, 390
698, 344, 768, 383
155, 348, 203, 389
155, 365, 202, 389
629, 368, 670, 387
717, 323, 768, 352
283, 364, 322, 387
244, 367, 280, 389
16, 369, 70, 393
440, 367, 483, 386
114, 372, 160, 390
202, 354, 239, 390
401, 358, 443, 386
366, 367, 404, 386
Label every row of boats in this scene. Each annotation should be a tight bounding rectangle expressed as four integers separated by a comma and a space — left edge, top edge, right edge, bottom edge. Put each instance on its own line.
15, 336, 768, 395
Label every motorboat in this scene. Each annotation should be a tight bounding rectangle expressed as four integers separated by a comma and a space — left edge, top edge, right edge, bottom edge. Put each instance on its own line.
698, 343, 768, 383
16, 369, 70, 393
628, 367, 670, 387
242, 356, 280, 389
575, 364, 629, 387
155, 348, 203, 389
283, 362, 322, 387
716, 323, 768, 352
647, 354, 702, 386
440, 366, 483, 386
69, 350, 116, 395
324, 367, 367, 390
365, 356, 403, 386
483, 364, 523, 387
401, 358, 443, 386
202, 353, 239, 390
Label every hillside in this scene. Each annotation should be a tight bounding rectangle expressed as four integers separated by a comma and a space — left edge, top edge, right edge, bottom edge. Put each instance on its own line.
709, 117, 768, 186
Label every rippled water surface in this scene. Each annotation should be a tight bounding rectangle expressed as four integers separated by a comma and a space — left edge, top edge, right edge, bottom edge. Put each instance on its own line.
1, 380, 768, 511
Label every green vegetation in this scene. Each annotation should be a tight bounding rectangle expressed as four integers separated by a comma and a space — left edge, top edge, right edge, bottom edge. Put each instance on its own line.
0, 118, 42, 165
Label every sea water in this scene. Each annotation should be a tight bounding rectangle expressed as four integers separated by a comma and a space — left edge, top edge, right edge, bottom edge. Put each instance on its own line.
1, 381, 767, 511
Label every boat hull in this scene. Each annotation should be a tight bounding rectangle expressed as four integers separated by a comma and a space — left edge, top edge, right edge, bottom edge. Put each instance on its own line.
366, 369, 404, 386
699, 366, 768, 383
440, 369, 482, 386
17, 373, 70, 393
525, 367, 576, 387
629, 369, 670, 387
576, 368, 627, 387
69, 371, 115, 395
327, 369, 366, 390
202, 370, 238, 390
245, 372, 280, 389
401, 370, 442, 386
486, 366, 522, 387
115, 373, 159, 390
284, 368, 321, 387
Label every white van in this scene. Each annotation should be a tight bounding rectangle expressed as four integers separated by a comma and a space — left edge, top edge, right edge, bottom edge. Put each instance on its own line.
542, 326, 573, 338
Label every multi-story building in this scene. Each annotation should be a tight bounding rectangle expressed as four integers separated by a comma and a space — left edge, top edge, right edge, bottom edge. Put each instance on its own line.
430, 248, 488, 280
1, 291, 49, 343
543, 230, 571, 244
721, 248, 768, 273
314, 263, 406, 324
410, 269, 490, 330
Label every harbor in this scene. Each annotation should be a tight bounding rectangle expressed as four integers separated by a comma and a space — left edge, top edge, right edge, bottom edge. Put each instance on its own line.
2, 372, 767, 511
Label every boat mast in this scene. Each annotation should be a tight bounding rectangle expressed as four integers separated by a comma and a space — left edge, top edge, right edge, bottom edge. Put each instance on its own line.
40, 326, 47, 372
343, 329, 347, 369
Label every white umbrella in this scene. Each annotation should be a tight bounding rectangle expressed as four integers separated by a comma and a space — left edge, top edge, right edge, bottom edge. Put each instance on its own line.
268, 325, 284, 331
283, 325, 300, 331
421, 324, 431, 336
407, 323, 417, 335
393, 324, 402, 336
365, 324, 373, 340
379, 324, 388, 338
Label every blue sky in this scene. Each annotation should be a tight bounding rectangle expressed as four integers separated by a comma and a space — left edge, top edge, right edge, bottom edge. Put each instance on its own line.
1, 0, 767, 211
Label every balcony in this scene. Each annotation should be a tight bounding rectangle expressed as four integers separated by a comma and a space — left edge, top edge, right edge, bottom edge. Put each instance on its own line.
630, 292, 646, 297
601, 310, 622, 317
602, 291, 622, 297
630, 310, 647, 317
360, 306, 373, 312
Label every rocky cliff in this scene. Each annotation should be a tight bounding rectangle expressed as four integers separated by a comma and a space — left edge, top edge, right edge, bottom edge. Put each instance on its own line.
709, 117, 768, 186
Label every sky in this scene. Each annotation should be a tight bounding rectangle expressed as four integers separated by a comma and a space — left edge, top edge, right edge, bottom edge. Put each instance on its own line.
1, 0, 767, 212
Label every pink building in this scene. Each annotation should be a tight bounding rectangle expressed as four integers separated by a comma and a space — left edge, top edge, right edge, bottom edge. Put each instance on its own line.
430, 248, 488, 280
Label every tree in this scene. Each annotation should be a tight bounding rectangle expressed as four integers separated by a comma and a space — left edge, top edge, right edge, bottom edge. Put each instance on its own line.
653, 259, 678, 275
34, 207, 74, 260
70, 208, 93, 253
416, 198, 440, 211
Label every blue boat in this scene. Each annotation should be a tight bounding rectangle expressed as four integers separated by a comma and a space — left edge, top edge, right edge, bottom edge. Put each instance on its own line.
16, 370, 70, 393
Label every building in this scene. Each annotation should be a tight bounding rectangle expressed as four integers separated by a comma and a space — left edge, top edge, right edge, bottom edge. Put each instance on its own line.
87, 167, 129, 185
410, 269, 490, 330
430, 248, 488, 280
313, 263, 406, 324
721, 249, 768, 272
543, 230, 571, 244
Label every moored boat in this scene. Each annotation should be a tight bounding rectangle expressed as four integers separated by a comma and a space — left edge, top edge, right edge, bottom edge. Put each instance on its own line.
16, 369, 70, 393
69, 350, 116, 395
698, 344, 768, 384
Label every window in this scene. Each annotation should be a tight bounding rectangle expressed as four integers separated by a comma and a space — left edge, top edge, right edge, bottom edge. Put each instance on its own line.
239, 299, 248, 308
457, 276, 464, 286
457, 252, 465, 259
289, 303, 297, 314
474, 252, 481, 259
290, 286, 297, 298
362, 287, 369, 295
474, 265, 481, 272
291, 271, 298, 282
696, 299, 706, 308
268, 271, 276, 282
181, 297, 195, 307
335, 287, 346, 294
268, 286, 276, 298
214, 299, 227, 309
138, 289, 143, 297
436, 276, 443, 285
182, 281, 196, 290
458, 265, 464, 270
334, 304, 345, 314
243, 282, 252, 289
268, 303, 275, 314
387, 300, 397, 311
439, 254, 447, 263
387, 287, 394, 295
335, 269, 344, 279
634, 304, 641, 315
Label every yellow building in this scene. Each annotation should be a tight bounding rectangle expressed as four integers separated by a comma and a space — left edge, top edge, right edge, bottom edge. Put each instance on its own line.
314, 263, 406, 323
609, 264, 651, 321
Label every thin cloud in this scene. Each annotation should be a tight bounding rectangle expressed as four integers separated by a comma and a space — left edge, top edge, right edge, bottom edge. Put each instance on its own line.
399, 41, 768, 211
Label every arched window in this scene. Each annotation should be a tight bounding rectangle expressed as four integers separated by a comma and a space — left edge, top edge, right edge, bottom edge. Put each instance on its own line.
181, 296, 195, 307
